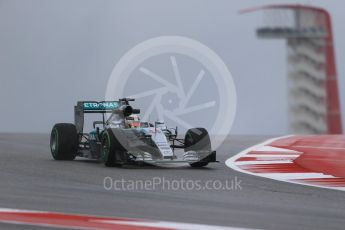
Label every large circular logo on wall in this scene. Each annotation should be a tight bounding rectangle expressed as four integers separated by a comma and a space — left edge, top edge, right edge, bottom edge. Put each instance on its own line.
105, 36, 236, 149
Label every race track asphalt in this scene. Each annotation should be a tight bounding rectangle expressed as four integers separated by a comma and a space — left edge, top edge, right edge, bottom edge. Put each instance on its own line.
0, 133, 344, 230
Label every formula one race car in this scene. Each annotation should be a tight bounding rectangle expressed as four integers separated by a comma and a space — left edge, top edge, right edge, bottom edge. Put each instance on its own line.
50, 98, 216, 167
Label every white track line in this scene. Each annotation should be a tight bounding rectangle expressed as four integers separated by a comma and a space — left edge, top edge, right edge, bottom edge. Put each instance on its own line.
96, 219, 259, 230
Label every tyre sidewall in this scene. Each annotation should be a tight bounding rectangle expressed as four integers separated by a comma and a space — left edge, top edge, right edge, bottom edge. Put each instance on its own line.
50, 123, 78, 160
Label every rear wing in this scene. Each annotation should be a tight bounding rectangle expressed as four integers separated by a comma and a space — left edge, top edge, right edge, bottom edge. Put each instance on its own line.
74, 101, 120, 134
81, 101, 120, 113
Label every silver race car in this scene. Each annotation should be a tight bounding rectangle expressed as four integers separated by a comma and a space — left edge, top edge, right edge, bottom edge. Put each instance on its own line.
50, 98, 216, 167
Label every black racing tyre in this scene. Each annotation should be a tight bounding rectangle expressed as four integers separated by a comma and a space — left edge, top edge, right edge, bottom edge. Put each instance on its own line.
101, 129, 127, 167
184, 128, 211, 168
50, 123, 78, 160
185, 128, 211, 151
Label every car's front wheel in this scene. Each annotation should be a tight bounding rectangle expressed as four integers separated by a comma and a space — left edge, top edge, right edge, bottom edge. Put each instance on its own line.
101, 129, 127, 167
184, 128, 212, 168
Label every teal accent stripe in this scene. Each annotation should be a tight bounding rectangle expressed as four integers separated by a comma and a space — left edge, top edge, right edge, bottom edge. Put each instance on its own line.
83, 101, 120, 111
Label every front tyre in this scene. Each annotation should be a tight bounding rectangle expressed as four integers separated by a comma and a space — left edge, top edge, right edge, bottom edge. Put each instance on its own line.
50, 123, 78, 160
101, 130, 116, 167
101, 129, 127, 167
185, 128, 211, 168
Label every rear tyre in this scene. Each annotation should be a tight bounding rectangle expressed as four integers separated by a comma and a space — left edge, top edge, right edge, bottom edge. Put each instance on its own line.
101, 129, 127, 167
50, 123, 78, 160
184, 128, 211, 168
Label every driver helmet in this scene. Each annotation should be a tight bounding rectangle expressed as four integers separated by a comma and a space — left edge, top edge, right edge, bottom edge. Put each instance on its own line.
126, 115, 140, 128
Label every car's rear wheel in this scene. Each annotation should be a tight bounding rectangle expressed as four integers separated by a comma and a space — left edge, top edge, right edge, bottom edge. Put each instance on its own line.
101, 129, 127, 167
50, 123, 78, 160
185, 128, 211, 168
